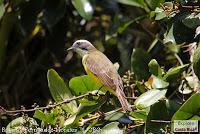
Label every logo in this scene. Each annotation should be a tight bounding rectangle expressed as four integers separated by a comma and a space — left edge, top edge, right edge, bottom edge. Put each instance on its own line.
174, 120, 198, 132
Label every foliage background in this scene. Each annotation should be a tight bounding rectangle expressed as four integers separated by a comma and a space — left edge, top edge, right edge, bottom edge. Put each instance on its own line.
0, 0, 199, 133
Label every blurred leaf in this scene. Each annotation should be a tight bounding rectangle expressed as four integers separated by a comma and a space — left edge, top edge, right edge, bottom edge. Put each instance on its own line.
195, 26, 200, 38
33, 110, 46, 121
118, 16, 146, 34
100, 122, 123, 134
173, 19, 195, 43
0, 12, 17, 72
172, 93, 200, 120
64, 115, 77, 126
117, 0, 147, 9
193, 44, 200, 79
71, 0, 93, 20
69, 75, 103, 95
134, 89, 167, 109
19, 0, 44, 35
151, 75, 169, 89
84, 119, 98, 133
163, 25, 176, 44
6, 117, 38, 134
136, 81, 146, 93
146, 0, 164, 10
166, 99, 181, 116
131, 48, 151, 80
153, 7, 167, 20
182, 13, 200, 29
0, 1, 5, 20
148, 59, 162, 77
145, 101, 170, 134
105, 112, 125, 121
166, 43, 180, 53
130, 109, 148, 121
147, 37, 159, 52
44, 109, 59, 125
47, 69, 78, 114
163, 64, 188, 82
79, 98, 97, 106
43, 0, 67, 29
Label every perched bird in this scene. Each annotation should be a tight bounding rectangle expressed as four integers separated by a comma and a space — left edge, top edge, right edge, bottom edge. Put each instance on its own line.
67, 40, 132, 112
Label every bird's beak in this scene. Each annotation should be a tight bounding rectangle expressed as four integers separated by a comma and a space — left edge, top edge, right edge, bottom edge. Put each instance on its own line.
67, 46, 74, 51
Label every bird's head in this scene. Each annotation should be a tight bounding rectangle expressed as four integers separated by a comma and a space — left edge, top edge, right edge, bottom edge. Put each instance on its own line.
67, 40, 96, 57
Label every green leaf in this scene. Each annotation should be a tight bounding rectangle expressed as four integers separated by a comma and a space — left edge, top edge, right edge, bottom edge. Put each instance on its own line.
45, 109, 59, 125
47, 69, 78, 114
151, 75, 169, 89
145, 101, 170, 134
84, 119, 99, 133
100, 122, 123, 134
148, 59, 162, 77
146, 0, 164, 10
131, 48, 151, 81
69, 75, 103, 95
172, 93, 200, 120
130, 109, 148, 121
33, 110, 46, 121
6, 117, 38, 134
182, 13, 200, 29
76, 96, 106, 120
71, 0, 93, 20
79, 98, 98, 106
166, 99, 181, 117
153, 7, 167, 20
105, 112, 125, 121
34, 109, 59, 125
136, 81, 146, 93
64, 95, 106, 127
134, 89, 167, 109
163, 64, 188, 82
163, 25, 176, 44
64, 115, 77, 126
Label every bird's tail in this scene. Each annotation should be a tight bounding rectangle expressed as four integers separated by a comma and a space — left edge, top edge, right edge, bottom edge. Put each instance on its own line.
116, 88, 132, 112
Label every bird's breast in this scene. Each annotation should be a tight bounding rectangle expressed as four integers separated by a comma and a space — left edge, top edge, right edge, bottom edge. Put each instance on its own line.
82, 54, 102, 85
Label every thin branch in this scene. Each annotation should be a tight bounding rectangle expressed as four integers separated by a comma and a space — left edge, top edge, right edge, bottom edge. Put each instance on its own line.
126, 97, 138, 99
174, 53, 184, 66
151, 120, 171, 123
0, 93, 97, 115
82, 107, 126, 124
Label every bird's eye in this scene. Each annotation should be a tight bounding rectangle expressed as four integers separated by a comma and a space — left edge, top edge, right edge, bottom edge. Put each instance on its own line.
81, 47, 87, 50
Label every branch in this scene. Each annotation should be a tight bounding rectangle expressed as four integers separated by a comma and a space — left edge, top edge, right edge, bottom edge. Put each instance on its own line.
151, 120, 171, 123
0, 93, 97, 115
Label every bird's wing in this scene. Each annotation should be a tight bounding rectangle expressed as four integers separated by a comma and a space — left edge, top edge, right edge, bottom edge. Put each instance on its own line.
84, 51, 120, 90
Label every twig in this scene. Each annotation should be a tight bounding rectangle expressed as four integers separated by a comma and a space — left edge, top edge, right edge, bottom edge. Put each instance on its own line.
151, 120, 171, 123
0, 93, 97, 115
126, 97, 138, 99
82, 105, 137, 124
174, 53, 184, 66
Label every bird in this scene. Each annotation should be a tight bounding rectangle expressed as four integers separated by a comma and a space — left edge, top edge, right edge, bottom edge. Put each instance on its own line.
67, 40, 132, 112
